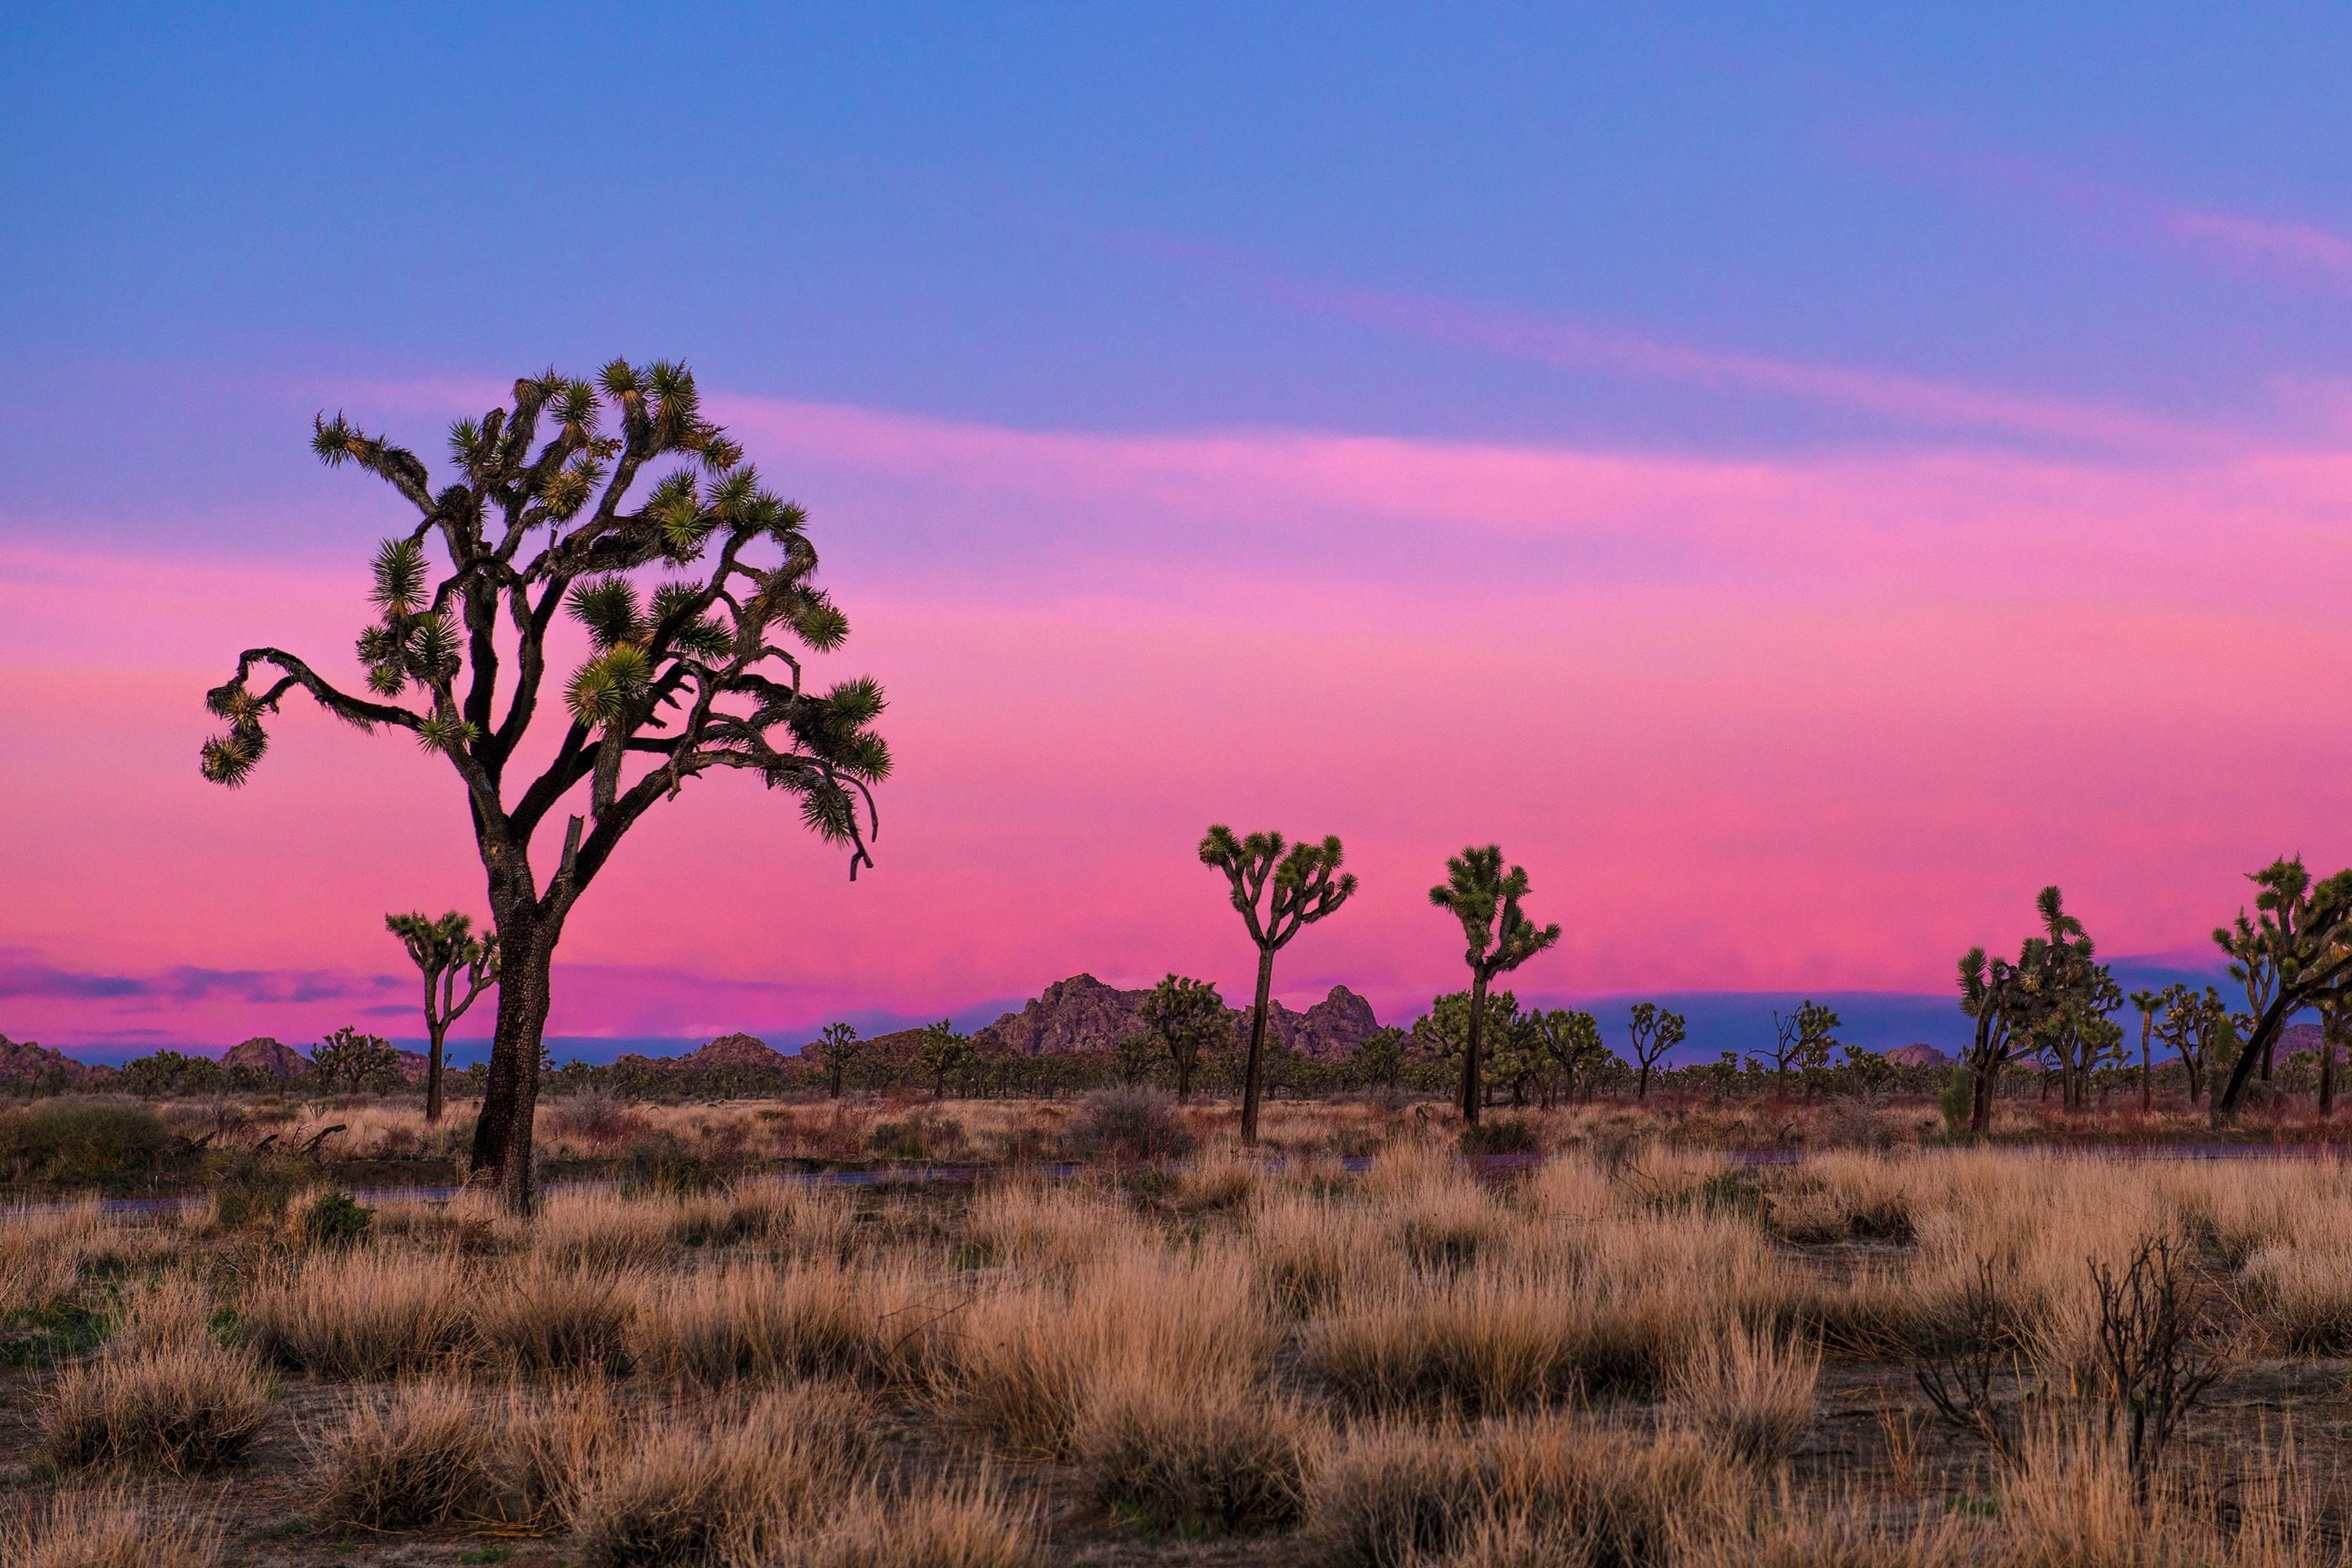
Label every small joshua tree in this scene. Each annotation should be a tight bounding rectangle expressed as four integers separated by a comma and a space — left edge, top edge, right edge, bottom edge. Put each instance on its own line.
811, 1021, 864, 1100
200, 363, 889, 1211
1198, 827, 1356, 1144
309, 1026, 401, 1093
1529, 1007, 1608, 1106
1755, 1000, 1841, 1093
918, 1019, 971, 1100
1136, 974, 1227, 1101
1429, 845, 1561, 1125
1626, 1001, 1686, 1099
385, 910, 499, 1123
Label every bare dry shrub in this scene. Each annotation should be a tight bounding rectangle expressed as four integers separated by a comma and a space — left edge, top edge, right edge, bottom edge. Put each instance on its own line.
1, 1488, 221, 1568
1667, 1508, 1969, 1568
570, 1383, 875, 1568
475, 1259, 639, 1376
1076, 1370, 1324, 1532
41, 1340, 270, 1475
307, 1379, 493, 1529
1670, 1324, 1820, 1466
1176, 1150, 1261, 1213
242, 1246, 470, 1378
789, 1480, 1042, 1568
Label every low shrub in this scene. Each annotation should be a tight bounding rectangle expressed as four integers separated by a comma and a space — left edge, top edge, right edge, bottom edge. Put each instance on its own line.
41, 1341, 271, 1475
801, 1482, 1043, 1568
1065, 1088, 1193, 1164
1670, 1324, 1820, 1466
867, 1114, 968, 1163
0, 1101, 171, 1186
477, 1262, 638, 1377
1458, 1118, 1540, 1157
205, 1149, 306, 1227
302, 1191, 373, 1249
243, 1249, 471, 1379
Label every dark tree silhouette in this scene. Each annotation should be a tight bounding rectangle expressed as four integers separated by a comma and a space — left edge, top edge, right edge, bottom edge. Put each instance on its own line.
1626, 1001, 1686, 1099
1198, 827, 1355, 1144
1428, 845, 1561, 1125
1136, 974, 1227, 1101
2212, 858, 2352, 1120
2151, 983, 2228, 1105
385, 910, 499, 1123
2128, 988, 2162, 1115
1755, 1000, 1841, 1093
812, 1022, 864, 1100
1528, 1006, 1607, 1107
919, 1019, 971, 1100
1957, 886, 2103, 1133
201, 364, 890, 1211
309, 1026, 399, 1093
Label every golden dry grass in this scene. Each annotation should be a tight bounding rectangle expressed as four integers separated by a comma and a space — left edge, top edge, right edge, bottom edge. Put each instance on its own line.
20, 1134, 2352, 1564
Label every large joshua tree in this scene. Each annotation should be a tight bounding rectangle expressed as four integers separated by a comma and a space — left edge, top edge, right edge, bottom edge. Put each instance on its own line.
385, 910, 499, 1124
1429, 845, 1561, 1125
1198, 827, 1356, 1145
200, 363, 891, 1211
2211, 858, 2352, 1120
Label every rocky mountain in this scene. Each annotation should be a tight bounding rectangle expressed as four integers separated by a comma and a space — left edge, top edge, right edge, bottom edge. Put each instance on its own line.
0, 1035, 99, 1087
970, 973, 1382, 1061
223, 1037, 306, 1080
616, 1031, 795, 1075
1887, 1044, 1950, 1069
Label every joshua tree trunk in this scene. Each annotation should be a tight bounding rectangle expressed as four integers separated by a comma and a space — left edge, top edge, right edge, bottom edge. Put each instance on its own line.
1461, 970, 1488, 1125
469, 913, 557, 1213
1240, 947, 1275, 1145
2140, 1023, 2152, 1115
2322, 1018, 2339, 1122
424, 1016, 449, 1125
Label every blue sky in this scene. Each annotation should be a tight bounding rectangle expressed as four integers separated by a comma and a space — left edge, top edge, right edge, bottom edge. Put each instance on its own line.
2, 7, 2345, 1058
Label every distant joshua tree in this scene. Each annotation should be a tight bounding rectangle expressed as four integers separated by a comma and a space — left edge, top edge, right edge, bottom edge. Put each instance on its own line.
198, 364, 890, 1212
812, 1022, 864, 1100
309, 1025, 400, 1093
1528, 1007, 1608, 1107
1136, 974, 1227, 1101
2128, 988, 2163, 1115
2150, 982, 2228, 1106
1428, 845, 1561, 1125
1755, 1000, 1841, 1093
1626, 1001, 1686, 1099
385, 910, 499, 1123
918, 1019, 972, 1100
1199, 827, 1356, 1144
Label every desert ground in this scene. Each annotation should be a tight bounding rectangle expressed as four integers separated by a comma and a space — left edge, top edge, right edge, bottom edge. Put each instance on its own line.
10, 1089, 2352, 1565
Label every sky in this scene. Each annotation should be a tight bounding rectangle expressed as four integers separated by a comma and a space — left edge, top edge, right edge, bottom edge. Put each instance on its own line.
4, 6, 2350, 1061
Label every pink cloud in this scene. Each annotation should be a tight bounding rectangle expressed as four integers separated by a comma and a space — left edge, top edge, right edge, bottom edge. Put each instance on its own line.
7, 396, 2352, 1047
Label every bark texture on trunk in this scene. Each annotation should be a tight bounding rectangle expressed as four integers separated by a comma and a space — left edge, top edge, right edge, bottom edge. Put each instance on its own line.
1461, 970, 1488, 1125
1240, 948, 1275, 1145
424, 1025, 447, 1125
468, 917, 555, 1213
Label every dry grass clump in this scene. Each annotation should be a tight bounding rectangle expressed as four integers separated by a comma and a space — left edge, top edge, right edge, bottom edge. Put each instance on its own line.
241, 1246, 470, 1378
532, 1188, 680, 1268
481, 1379, 627, 1531
41, 1340, 271, 1475
795, 1482, 1043, 1568
943, 1242, 1275, 1456
307, 1379, 493, 1529
569, 1382, 876, 1568
1249, 1189, 1386, 1315
1, 1488, 221, 1568
1670, 1324, 1820, 1465
475, 1259, 640, 1376
107, 1273, 215, 1357
633, 1262, 888, 1385
1076, 1370, 1324, 1533
965, 1180, 1142, 1268
1175, 1149, 1261, 1213
2241, 1240, 2352, 1356
673, 1178, 854, 1257
1305, 1415, 1733, 1568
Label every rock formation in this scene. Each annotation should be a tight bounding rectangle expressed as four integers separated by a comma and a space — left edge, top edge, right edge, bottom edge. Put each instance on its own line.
1886, 1044, 1950, 1069
970, 974, 1381, 1060
0, 1034, 99, 1087
222, 1037, 306, 1080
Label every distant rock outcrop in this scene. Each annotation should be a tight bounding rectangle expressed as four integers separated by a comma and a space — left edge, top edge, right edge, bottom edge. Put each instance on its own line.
223, 1037, 306, 1080
2282, 1022, 2325, 1060
394, 1049, 432, 1085
684, 1032, 791, 1074
1887, 1044, 1950, 1069
970, 974, 1382, 1060
0, 1034, 98, 1087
